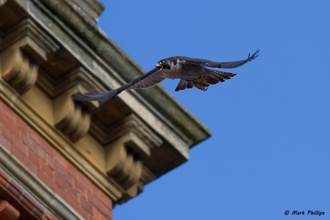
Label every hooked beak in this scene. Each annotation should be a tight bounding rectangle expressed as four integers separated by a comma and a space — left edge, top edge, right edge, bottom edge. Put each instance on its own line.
156, 63, 163, 70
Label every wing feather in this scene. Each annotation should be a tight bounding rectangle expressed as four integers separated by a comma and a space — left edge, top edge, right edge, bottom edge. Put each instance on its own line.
204, 69, 236, 85
173, 49, 260, 69
129, 71, 165, 89
72, 68, 162, 113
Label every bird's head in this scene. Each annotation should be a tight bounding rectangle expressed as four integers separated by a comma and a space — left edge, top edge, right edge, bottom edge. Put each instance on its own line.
156, 59, 171, 70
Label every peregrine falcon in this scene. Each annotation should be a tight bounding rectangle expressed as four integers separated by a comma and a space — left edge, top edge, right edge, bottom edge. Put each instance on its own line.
73, 50, 260, 113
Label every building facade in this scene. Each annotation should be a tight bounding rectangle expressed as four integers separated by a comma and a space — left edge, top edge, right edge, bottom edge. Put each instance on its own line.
0, 0, 211, 219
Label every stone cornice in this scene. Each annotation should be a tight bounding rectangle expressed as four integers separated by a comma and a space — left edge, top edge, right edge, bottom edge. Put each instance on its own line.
0, 0, 211, 205
33, 0, 212, 147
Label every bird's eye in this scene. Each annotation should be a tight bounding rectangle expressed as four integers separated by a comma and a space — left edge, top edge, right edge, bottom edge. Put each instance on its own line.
156, 60, 164, 68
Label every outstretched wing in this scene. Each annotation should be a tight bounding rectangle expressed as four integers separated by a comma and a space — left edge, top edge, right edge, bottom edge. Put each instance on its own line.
72, 90, 114, 102
72, 68, 162, 113
72, 68, 161, 101
175, 49, 260, 69
129, 71, 165, 89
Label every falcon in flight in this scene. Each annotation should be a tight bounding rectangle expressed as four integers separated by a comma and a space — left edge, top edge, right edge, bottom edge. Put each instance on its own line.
73, 50, 260, 113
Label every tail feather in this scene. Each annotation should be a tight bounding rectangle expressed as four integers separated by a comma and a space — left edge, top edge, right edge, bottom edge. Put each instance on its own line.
205, 69, 236, 85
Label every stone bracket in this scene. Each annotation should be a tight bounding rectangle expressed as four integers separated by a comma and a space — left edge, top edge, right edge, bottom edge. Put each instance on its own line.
107, 114, 162, 152
104, 114, 162, 202
0, 17, 59, 95
0, 46, 37, 94
105, 135, 143, 202
1, 19, 59, 64
53, 86, 97, 142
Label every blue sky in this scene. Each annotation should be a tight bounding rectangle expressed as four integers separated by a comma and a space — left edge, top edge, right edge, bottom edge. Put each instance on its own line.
98, 1, 330, 219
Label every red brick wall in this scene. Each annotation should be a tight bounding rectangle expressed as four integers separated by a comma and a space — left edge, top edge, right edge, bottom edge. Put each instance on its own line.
0, 100, 113, 220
